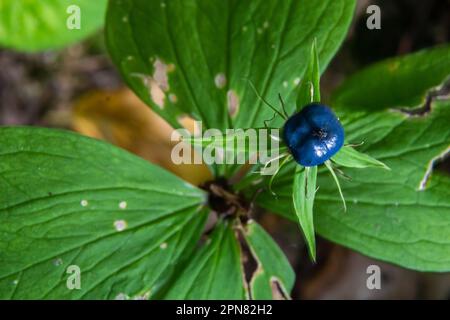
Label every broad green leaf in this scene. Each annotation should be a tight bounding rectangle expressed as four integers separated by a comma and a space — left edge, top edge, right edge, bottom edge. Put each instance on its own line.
0, 0, 108, 52
243, 221, 295, 299
106, 0, 356, 131
162, 219, 247, 299
332, 45, 450, 112
332, 145, 390, 170
0, 127, 208, 299
296, 39, 321, 110
292, 166, 318, 261
252, 42, 450, 273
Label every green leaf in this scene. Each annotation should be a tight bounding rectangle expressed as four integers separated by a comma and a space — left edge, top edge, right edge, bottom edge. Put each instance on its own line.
324, 160, 346, 212
332, 45, 450, 112
0, 127, 208, 299
106, 0, 356, 131
243, 221, 295, 299
332, 145, 390, 170
292, 166, 318, 261
161, 219, 247, 299
296, 39, 321, 109
0, 0, 107, 52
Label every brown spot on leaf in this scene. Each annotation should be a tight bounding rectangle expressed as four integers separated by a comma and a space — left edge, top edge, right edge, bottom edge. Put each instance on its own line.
227, 90, 239, 117
130, 73, 165, 109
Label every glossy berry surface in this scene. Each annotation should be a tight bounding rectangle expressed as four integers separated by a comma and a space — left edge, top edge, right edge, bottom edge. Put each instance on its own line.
283, 103, 344, 167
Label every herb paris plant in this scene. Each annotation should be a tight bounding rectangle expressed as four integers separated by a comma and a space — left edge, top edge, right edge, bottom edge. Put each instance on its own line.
248, 40, 389, 260
0, 0, 449, 300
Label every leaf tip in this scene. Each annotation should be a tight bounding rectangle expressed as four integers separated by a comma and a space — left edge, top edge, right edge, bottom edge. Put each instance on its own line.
308, 246, 317, 263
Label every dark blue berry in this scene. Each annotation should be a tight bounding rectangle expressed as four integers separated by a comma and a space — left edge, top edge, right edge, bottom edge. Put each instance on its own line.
283, 103, 344, 167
